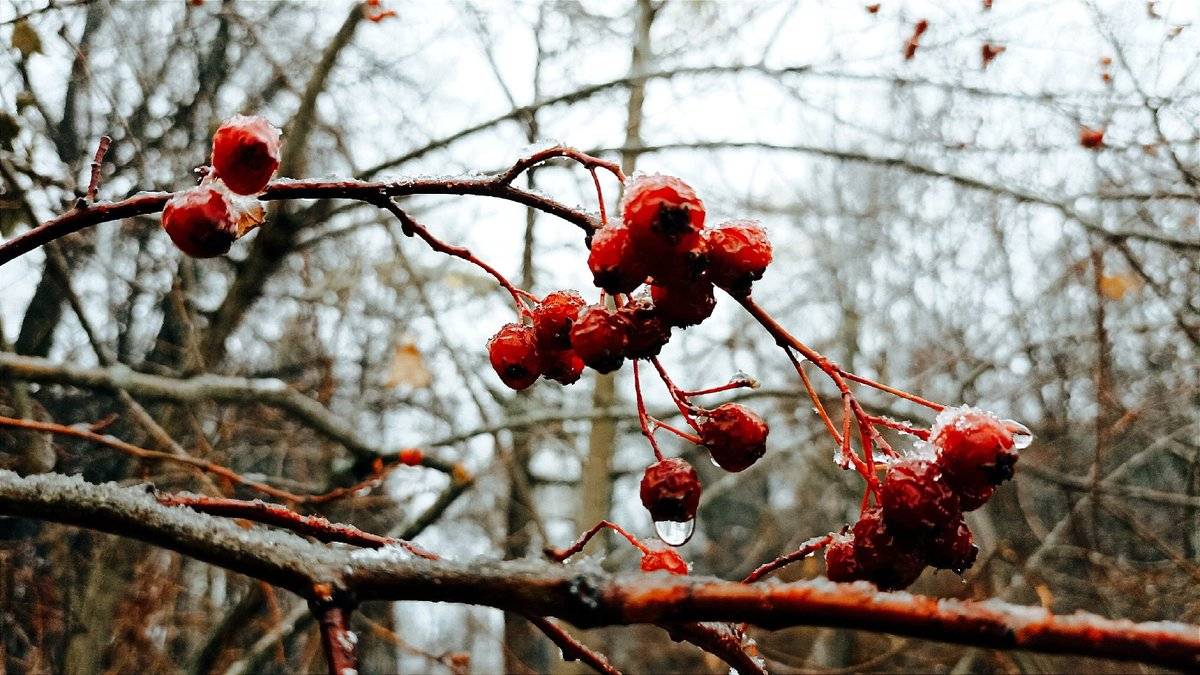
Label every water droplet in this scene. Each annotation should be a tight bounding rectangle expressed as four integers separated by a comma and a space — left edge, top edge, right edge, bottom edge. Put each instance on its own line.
1003, 419, 1034, 449
709, 454, 723, 468
654, 518, 695, 546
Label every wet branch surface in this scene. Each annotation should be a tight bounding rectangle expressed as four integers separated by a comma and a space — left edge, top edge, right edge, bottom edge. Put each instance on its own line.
1, 470, 1196, 672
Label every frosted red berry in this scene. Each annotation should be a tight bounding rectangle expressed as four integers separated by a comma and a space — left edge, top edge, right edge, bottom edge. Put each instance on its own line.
639, 457, 701, 523
569, 305, 630, 373
650, 281, 716, 328
398, 448, 424, 466
928, 516, 978, 573
824, 535, 862, 583
587, 225, 647, 294
646, 230, 709, 287
640, 548, 689, 575
487, 323, 542, 390
161, 185, 236, 258
541, 348, 584, 386
955, 481, 995, 512
210, 115, 281, 195
699, 403, 768, 472
705, 220, 773, 296
880, 459, 959, 533
933, 409, 1019, 491
618, 297, 671, 359
851, 508, 927, 590
532, 290, 586, 351
622, 174, 705, 242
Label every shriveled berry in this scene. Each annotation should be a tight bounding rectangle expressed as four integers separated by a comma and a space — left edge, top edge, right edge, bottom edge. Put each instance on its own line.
640, 548, 689, 575
487, 323, 542, 390
705, 220, 773, 296
618, 297, 671, 359
587, 225, 647, 294
881, 459, 959, 533
541, 348, 584, 386
928, 516, 978, 573
532, 290, 586, 351
161, 185, 236, 258
639, 457, 701, 524
851, 508, 927, 590
824, 535, 863, 583
622, 174, 705, 242
210, 114, 281, 195
650, 281, 716, 328
569, 305, 630, 374
699, 403, 768, 472
956, 481, 995, 512
646, 230, 709, 287
933, 409, 1019, 490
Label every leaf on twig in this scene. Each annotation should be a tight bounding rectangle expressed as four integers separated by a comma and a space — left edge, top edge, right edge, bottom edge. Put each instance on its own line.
1098, 273, 1140, 300
385, 341, 433, 389
11, 20, 42, 58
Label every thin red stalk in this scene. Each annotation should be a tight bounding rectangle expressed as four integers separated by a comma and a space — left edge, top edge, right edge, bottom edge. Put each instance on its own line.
676, 377, 756, 398
741, 533, 836, 584
867, 414, 931, 440
650, 418, 702, 444
648, 357, 701, 431
313, 604, 358, 675
841, 370, 944, 411
527, 616, 622, 675
158, 494, 437, 559
632, 360, 665, 461
84, 135, 112, 204
545, 520, 651, 561
785, 348, 844, 446
589, 168, 608, 226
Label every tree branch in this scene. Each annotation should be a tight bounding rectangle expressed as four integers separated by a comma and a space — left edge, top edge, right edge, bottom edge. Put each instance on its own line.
0, 471, 1195, 671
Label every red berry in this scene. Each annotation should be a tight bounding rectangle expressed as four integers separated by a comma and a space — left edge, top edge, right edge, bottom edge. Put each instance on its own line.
1080, 126, 1105, 149
640, 548, 689, 575
397, 448, 424, 466
210, 115, 281, 195
705, 220, 773, 296
699, 403, 768, 472
161, 186, 236, 258
569, 305, 630, 373
541, 348, 584, 386
618, 297, 671, 359
532, 290, 586, 351
880, 459, 959, 533
487, 323, 542, 390
650, 281, 716, 328
622, 174, 705, 242
824, 535, 863, 583
645, 230, 709, 287
956, 481, 996, 512
639, 457, 701, 524
587, 225, 647, 294
851, 508, 927, 590
933, 409, 1019, 491
928, 516, 978, 573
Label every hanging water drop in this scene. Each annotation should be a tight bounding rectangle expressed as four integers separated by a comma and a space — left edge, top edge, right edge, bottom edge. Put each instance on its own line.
654, 518, 695, 546
1003, 419, 1034, 449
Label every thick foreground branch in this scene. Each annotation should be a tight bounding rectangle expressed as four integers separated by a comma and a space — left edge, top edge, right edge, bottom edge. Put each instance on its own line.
0, 471, 1196, 670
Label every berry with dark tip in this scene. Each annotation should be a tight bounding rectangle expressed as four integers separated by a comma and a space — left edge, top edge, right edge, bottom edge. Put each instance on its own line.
622, 174, 705, 242
650, 281, 716, 328
587, 225, 647, 294
928, 516, 978, 573
699, 403, 769, 472
851, 508, 927, 590
210, 115, 281, 195
933, 409, 1019, 491
639, 457, 701, 524
881, 459, 959, 533
646, 230, 709, 287
161, 186, 236, 258
569, 305, 630, 373
955, 481, 995, 512
705, 220, 773, 296
532, 290, 587, 351
541, 348, 584, 385
824, 535, 863, 583
618, 297, 671, 359
640, 548, 689, 575
487, 323, 542, 390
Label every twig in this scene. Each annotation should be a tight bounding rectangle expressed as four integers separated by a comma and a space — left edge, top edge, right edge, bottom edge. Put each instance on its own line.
312, 602, 358, 675
84, 135, 111, 205
741, 533, 836, 584
527, 616, 621, 675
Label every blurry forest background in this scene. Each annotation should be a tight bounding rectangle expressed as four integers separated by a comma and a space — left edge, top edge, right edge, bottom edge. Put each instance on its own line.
1, 0, 1198, 673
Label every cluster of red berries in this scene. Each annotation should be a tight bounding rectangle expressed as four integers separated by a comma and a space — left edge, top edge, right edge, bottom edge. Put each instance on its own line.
824, 408, 1024, 590
161, 115, 281, 257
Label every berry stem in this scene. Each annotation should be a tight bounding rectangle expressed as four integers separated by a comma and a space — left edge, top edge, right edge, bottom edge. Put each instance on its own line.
866, 414, 931, 440
676, 376, 757, 398
545, 519, 650, 561
741, 532, 835, 584
633, 360, 665, 461
648, 357, 702, 431
840, 371, 944, 411
589, 167, 608, 226
650, 418, 702, 445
